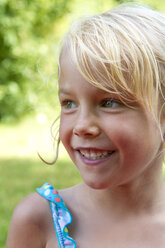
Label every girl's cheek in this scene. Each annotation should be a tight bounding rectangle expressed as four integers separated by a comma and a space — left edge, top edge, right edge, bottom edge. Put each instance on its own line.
59, 119, 71, 146
59, 120, 65, 143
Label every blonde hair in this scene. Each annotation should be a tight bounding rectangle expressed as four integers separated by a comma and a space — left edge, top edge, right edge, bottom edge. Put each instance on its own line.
61, 3, 165, 131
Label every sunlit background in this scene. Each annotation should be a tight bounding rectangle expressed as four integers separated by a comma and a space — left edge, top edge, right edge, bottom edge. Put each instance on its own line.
0, 0, 165, 247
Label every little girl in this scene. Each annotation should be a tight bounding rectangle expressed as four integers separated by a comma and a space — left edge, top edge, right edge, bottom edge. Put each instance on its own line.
7, 3, 165, 248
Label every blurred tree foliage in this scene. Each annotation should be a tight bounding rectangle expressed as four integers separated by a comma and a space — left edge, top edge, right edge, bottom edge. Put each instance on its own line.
0, 0, 70, 122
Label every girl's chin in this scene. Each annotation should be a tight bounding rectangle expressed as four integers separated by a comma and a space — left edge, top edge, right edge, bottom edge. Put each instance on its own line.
83, 177, 114, 190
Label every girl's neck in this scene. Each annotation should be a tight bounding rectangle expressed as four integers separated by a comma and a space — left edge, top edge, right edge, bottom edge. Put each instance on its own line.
80, 163, 165, 218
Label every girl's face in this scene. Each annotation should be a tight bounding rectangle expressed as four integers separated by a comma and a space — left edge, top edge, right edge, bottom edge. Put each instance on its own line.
58, 51, 164, 189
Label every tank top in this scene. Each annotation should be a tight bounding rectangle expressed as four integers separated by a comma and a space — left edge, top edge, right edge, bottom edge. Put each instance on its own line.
37, 183, 77, 248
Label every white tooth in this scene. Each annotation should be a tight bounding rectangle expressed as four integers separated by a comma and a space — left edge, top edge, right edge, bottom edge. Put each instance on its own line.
80, 150, 87, 156
81, 151, 85, 156
90, 152, 96, 158
85, 153, 90, 158
91, 156, 96, 160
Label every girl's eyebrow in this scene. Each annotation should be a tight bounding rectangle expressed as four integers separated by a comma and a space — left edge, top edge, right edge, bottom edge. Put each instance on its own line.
58, 88, 72, 95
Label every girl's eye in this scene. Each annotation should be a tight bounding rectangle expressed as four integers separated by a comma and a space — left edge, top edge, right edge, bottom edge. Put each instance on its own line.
62, 100, 76, 109
101, 99, 121, 108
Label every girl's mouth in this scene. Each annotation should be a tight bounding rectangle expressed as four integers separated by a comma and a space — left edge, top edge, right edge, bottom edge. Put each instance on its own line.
77, 148, 115, 164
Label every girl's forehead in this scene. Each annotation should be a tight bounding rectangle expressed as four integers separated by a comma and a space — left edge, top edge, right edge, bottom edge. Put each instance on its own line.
58, 52, 130, 102
59, 46, 75, 72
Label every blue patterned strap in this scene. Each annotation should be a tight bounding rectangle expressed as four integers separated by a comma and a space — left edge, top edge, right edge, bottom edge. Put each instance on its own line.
37, 183, 76, 248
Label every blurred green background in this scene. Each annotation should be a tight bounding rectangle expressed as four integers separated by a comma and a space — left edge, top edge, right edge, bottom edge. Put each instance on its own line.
0, 0, 165, 247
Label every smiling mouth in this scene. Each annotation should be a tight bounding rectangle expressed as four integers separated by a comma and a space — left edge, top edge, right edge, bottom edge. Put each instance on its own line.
78, 149, 114, 160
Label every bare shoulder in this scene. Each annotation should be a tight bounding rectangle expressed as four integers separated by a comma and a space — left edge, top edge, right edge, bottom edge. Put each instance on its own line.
6, 192, 53, 248
12, 192, 48, 219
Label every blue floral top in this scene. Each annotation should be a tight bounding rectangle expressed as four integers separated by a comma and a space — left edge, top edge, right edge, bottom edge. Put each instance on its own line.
37, 183, 77, 248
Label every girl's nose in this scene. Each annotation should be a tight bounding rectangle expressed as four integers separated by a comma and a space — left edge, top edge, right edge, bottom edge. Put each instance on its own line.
73, 115, 100, 138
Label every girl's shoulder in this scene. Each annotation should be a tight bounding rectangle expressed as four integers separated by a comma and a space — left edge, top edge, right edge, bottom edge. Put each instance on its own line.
7, 192, 58, 248
12, 192, 50, 226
